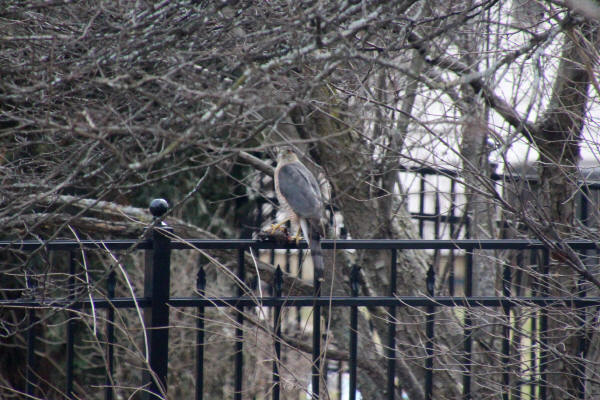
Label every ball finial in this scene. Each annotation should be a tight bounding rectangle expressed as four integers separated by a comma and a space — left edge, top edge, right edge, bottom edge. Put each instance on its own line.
149, 198, 169, 218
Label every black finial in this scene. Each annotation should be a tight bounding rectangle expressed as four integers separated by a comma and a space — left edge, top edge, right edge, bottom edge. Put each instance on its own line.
149, 198, 169, 218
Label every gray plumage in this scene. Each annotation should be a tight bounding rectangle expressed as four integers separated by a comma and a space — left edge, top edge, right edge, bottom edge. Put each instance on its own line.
277, 162, 323, 221
274, 148, 324, 273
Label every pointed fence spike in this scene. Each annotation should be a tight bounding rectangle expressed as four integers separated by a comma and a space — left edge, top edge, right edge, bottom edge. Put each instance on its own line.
274, 265, 283, 296
197, 265, 206, 294
350, 265, 360, 296
426, 265, 435, 296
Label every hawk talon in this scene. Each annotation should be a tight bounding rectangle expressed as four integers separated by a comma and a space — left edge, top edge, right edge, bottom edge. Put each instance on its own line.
290, 233, 303, 246
269, 222, 287, 235
259, 228, 289, 244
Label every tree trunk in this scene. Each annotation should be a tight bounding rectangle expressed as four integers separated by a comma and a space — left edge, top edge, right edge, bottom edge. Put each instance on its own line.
290, 84, 463, 399
533, 20, 598, 398
454, 14, 506, 393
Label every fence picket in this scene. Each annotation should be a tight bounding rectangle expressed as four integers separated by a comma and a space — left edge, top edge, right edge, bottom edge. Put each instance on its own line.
3, 237, 599, 399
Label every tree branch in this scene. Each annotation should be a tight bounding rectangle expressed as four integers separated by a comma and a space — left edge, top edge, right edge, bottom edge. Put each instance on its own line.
237, 151, 274, 177
407, 31, 543, 142
21, 195, 313, 296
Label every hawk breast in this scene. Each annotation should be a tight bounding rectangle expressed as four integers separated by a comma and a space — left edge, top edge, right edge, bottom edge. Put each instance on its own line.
275, 162, 322, 220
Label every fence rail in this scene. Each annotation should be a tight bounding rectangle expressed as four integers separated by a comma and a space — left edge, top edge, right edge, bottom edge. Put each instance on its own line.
4, 237, 599, 250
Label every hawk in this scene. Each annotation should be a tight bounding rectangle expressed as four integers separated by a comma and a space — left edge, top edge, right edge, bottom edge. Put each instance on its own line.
272, 147, 324, 272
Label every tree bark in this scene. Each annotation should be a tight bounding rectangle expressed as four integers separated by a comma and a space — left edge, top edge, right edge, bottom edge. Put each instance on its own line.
532, 20, 598, 398
290, 84, 462, 399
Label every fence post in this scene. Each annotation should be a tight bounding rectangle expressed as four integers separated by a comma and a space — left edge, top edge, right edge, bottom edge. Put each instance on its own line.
577, 186, 590, 400
105, 270, 116, 400
234, 248, 245, 400
25, 308, 38, 396
387, 249, 397, 400
501, 264, 511, 400
66, 251, 76, 399
196, 262, 206, 400
463, 251, 473, 400
349, 265, 360, 400
576, 277, 588, 400
142, 198, 172, 399
539, 249, 549, 400
272, 265, 283, 400
312, 260, 322, 399
425, 265, 435, 400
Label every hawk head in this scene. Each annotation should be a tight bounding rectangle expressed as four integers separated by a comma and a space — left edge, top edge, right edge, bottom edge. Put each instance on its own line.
276, 146, 299, 164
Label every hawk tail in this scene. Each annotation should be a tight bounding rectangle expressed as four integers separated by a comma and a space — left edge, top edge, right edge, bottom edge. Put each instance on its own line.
302, 219, 324, 277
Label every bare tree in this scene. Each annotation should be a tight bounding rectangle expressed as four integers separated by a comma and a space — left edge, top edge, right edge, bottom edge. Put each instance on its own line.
1, 1, 599, 399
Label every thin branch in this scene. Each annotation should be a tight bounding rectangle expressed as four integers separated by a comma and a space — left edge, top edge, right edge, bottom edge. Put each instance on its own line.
407, 30, 545, 142
237, 151, 275, 177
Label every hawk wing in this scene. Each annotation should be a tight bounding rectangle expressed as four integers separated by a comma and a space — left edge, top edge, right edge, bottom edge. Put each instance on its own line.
277, 161, 322, 220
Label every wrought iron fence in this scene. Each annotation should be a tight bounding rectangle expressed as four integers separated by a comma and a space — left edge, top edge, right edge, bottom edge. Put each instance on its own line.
1, 203, 599, 399
2, 163, 600, 399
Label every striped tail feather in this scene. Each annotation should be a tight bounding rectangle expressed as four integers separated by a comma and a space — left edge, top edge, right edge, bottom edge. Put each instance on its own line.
301, 219, 324, 276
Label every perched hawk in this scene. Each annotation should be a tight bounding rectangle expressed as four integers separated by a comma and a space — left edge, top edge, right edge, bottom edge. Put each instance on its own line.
272, 147, 324, 272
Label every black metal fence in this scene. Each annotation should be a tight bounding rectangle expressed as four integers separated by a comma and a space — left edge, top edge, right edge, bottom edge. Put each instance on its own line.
398, 165, 600, 241
1, 212, 599, 399
2, 164, 600, 399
